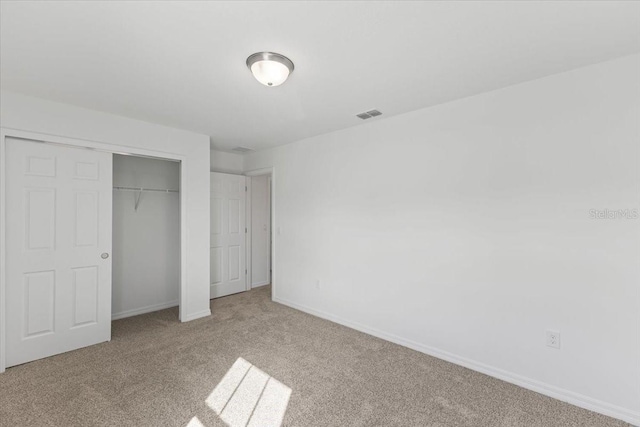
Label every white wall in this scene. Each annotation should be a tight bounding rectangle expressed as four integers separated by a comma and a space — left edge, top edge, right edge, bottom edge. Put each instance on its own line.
250, 174, 271, 287
211, 149, 244, 174
112, 155, 180, 319
0, 91, 211, 326
244, 54, 640, 424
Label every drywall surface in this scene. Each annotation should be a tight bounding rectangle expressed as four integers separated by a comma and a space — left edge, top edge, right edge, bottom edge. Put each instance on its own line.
211, 149, 244, 174
251, 174, 270, 287
1, 91, 211, 322
112, 155, 180, 319
244, 54, 640, 423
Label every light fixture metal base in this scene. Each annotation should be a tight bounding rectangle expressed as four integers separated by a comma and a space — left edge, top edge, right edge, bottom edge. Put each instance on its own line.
246, 52, 295, 73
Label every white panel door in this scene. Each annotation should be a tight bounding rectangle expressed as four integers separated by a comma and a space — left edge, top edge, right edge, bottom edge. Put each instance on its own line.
5, 138, 112, 367
210, 172, 247, 298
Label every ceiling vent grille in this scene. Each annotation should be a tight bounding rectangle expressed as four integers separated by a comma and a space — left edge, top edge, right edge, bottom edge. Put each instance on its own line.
232, 146, 255, 153
356, 109, 383, 120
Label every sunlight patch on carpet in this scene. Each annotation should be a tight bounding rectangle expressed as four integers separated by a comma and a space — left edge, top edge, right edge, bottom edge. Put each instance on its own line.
186, 416, 205, 427
205, 357, 292, 427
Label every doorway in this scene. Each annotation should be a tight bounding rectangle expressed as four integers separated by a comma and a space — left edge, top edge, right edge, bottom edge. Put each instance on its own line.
112, 154, 180, 320
249, 174, 272, 289
209, 171, 273, 299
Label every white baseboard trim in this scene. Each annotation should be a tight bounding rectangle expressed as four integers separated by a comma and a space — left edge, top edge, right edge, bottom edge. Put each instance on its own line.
181, 309, 211, 322
251, 281, 270, 289
111, 300, 179, 320
273, 296, 640, 426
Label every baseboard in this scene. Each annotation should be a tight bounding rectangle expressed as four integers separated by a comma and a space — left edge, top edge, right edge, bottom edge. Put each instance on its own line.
181, 309, 211, 322
251, 281, 270, 289
273, 296, 640, 426
111, 300, 179, 320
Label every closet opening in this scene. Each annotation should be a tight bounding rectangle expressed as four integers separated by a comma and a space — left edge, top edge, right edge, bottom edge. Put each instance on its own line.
112, 154, 181, 320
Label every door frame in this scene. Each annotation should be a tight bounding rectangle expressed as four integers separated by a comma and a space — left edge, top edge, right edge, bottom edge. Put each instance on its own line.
245, 167, 276, 301
0, 127, 189, 373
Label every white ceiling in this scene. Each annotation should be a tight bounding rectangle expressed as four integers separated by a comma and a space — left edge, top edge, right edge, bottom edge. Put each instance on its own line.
1, 1, 639, 152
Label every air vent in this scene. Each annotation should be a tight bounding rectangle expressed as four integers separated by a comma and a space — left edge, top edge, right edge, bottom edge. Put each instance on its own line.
232, 146, 255, 153
356, 109, 382, 120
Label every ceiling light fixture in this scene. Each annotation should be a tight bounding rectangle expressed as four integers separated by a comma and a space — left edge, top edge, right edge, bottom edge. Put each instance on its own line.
246, 52, 294, 87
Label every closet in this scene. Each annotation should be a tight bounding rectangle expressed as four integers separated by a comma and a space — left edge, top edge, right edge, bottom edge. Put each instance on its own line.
112, 154, 180, 319
3, 140, 183, 368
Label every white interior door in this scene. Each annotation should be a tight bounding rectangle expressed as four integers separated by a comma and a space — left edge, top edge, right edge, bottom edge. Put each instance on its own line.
5, 138, 113, 367
210, 172, 247, 298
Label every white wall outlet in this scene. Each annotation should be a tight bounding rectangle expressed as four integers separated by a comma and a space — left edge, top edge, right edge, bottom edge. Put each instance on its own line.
546, 330, 561, 349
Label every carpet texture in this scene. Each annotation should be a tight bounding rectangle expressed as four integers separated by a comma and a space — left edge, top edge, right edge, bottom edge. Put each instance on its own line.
0, 286, 629, 427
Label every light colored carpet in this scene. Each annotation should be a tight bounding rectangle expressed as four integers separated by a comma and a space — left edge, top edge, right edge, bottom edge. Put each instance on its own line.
0, 285, 629, 427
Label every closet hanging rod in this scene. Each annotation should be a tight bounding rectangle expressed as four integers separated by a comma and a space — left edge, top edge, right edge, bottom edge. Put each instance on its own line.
113, 186, 179, 193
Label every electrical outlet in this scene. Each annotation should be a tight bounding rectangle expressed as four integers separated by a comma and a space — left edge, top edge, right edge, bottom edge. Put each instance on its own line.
546, 330, 561, 349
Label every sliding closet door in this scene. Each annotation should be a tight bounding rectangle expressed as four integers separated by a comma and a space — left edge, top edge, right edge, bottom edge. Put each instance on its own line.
5, 138, 112, 367
210, 172, 247, 298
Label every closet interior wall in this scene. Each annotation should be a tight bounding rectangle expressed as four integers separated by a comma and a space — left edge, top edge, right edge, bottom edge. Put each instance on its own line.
112, 154, 180, 319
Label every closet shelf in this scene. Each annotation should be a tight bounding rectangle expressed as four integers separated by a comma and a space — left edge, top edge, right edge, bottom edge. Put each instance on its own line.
113, 186, 178, 193
113, 186, 179, 211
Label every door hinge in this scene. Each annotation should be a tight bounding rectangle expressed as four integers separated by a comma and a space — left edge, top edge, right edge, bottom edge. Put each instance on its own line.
245, 269, 247, 275
245, 227, 247, 233
245, 186, 247, 191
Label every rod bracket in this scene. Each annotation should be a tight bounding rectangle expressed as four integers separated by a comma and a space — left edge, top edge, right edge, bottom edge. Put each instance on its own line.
134, 188, 143, 211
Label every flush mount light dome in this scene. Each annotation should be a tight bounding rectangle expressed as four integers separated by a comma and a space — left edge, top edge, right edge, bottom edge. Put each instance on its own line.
246, 52, 294, 87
